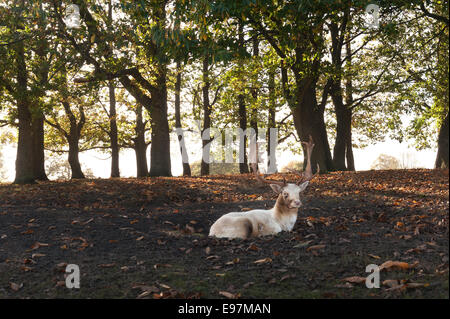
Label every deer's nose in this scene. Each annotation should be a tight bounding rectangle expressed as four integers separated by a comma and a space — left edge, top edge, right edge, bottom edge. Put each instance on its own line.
294, 200, 301, 206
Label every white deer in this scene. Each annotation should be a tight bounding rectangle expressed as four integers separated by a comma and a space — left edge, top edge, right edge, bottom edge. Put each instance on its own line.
209, 136, 319, 239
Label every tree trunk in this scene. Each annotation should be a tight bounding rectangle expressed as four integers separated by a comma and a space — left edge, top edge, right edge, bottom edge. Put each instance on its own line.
238, 94, 249, 173
148, 66, 172, 177
68, 137, 85, 179
109, 81, 120, 178
238, 22, 249, 174
134, 103, 148, 177
249, 36, 259, 173
291, 77, 333, 173
267, 69, 277, 173
31, 110, 48, 180
333, 102, 352, 171
435, 112, 449, 168
201, 55, 211, 176
14, 38, 34, 184
174, 62, 191, 176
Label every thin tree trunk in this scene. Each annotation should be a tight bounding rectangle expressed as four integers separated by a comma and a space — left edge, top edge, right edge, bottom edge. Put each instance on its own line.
31, 110, 48, 180
175, 62, 191, 176
267, 69, 277, 173
134, 104, 148, 177
250, 36, 259, 173
68, 137, 85, 179
238, 22, 249, 174
109, 81, 120, 177
201, 55, 211, 176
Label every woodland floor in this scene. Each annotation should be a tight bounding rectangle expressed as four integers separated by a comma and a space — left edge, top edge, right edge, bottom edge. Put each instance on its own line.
0, 169, 448, 299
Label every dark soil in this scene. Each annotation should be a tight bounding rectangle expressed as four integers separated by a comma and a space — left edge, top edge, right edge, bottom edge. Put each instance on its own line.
0, 169, 448, 299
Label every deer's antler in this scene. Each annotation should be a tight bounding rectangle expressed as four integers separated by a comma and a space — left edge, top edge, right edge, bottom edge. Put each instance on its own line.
251, 163, 286, 187
287, 135, 320, 185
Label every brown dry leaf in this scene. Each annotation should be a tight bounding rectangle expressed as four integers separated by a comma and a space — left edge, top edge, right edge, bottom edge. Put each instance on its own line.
379, 260, 412, 271
382, 279, 401, 288
368, 254, 381, 259
219, 291, 238, 299
21, 229, 34, 235
254, 257, 272, 264
98, 263, 116, 268
136, 236, 144, 241
247, 243, 260, 251
31, 242, 49, 250
32, 253, 46, 258
205, 247, 211, 255
306, 244, 326, 252
405, 282, 429, 289
342, 276, 366, 284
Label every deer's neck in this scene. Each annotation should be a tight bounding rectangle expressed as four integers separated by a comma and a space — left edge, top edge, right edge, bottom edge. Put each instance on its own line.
272, 195, 299, 231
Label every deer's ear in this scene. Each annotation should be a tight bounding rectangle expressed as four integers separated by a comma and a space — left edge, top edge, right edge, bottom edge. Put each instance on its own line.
298, 181, 309, 192
270, 184, 283, 194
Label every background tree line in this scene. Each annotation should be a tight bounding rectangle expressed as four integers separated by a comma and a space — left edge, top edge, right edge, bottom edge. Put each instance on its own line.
0, 0, 448, 184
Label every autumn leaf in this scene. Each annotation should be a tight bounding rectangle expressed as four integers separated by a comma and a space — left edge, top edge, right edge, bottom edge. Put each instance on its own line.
219, 291, 239, 299
31, 242, 49, 250
306, 244, 326, 252
254, 257, 272, 264
379, 260, 415, 271
342, 276, 366, 284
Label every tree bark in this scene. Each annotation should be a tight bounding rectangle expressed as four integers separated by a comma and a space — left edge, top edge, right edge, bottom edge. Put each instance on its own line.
109, 81, 120, 177
249, 36, 259, 173
31, 110, 48, 180
13, 37, 34, 184
238, 22, 249, 174
148, 76, 172, 177
435, 112, 449, 168
291, 75, 333, 173
68, 136, 85, 179
267, 69, 277, 173
201, 55, 211, 176
174, 62, 191, 176
134, 103, 149, 177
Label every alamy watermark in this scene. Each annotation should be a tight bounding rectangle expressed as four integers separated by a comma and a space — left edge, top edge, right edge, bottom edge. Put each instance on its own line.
64, 4, 81, 29
365, 264, 380, 288
365, 4, 380, 29
65, 264, 80, 289
173, 127, 279, 173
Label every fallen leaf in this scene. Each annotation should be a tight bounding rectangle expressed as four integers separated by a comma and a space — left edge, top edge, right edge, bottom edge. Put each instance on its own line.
254, 257, 272, 264
293, 240, 313, 248
342, 276, 366, 284
219, 291, 238, 299
379, 260, 413, 271
31, 242, 49, 250
306, 244, 326, 252
382, 279, 401, 288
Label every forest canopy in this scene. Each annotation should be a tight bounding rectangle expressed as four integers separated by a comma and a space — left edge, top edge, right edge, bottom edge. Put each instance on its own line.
0, 0, 448, 183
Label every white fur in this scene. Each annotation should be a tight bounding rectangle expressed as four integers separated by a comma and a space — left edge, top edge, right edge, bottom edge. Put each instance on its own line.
209, 182, 309, 239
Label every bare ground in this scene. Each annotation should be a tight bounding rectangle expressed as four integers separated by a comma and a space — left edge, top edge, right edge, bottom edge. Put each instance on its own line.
0, 169, 448, 299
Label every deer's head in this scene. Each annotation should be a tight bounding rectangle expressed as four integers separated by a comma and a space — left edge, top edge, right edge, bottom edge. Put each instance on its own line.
269, 181, 309, 209
252, 135, 319, 210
